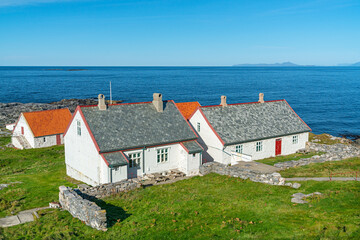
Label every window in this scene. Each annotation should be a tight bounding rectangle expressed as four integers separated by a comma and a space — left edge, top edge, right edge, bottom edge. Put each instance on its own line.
77, 120, 81, 136
293, 135, 299, 144
197, 122, 200, 132
256, 141, 263, 152
128, 152, 141, 168
157, 148, 169, 163
43, 137, 46, 143
235, 144, 243, 153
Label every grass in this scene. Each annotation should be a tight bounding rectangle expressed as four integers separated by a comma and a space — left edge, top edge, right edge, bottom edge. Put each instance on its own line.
280, 157, 360, 178
0, 136, 359, 239
309, 133, 351, 145
256, 152, 323, 166
0, 140, 80, 218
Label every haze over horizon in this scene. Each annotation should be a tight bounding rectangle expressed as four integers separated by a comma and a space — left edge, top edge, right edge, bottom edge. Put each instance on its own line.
1, 0, 359, 66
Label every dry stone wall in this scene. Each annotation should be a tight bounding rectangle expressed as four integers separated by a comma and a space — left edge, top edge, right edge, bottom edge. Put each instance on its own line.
200, 162, 285, 185
59, 186, 107, 231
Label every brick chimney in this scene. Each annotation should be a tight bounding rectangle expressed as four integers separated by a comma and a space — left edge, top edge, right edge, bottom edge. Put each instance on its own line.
220, 95, 227, 107
152, 93, 163, 112
258, 93, 264, 103
98, 94, 107, 110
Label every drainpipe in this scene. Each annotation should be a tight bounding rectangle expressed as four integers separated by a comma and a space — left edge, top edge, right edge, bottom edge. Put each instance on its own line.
109, 166, 112, 183
143, 147, 146, 175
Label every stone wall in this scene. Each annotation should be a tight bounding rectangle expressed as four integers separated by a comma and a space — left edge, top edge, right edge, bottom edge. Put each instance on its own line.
59, 186, 107, 231
200, 162, 285, 185
274, 143, 360, 169
78, 179, 140, 199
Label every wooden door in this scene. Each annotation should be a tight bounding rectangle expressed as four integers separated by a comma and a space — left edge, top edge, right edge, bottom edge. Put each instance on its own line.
275, 138, 282, 156
56, 134, 61, 145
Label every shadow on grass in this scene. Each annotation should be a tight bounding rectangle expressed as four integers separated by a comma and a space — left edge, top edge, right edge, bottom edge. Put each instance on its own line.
95, 198, 131, 228
76, 190, 131, 228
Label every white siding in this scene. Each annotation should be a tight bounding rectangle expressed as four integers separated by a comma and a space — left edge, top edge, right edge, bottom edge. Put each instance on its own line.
65, 111, 108, 186
189, 109, 224, 163
225, 132, 309, 161
12, 114, 35, 148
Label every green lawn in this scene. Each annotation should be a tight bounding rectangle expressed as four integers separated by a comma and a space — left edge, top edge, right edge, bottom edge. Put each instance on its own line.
256, 152, 323, 166
0, 137, 360, 239
280, 157, 360, 178
0, 139, 79, 218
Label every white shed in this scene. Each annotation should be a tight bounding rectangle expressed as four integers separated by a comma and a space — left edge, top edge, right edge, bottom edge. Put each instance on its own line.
11, 108, 72, 149
189, 94, 311, 165
64, 94, 203, 186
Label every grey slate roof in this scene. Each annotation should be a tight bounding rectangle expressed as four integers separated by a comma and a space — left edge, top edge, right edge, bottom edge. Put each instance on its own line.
102, 152, 128, 167
182, 140, 203, 154
81, 101, 197, 153
201, 100, 310, 146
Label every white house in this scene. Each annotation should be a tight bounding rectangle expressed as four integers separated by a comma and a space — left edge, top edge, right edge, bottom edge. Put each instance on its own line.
189, 94, 311, 165
12, 108, 72, 149
64, 93, 203, 186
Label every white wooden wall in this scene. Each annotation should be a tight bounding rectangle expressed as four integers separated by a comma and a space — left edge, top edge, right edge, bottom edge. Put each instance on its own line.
12, 114, 35, 148
65, 111, 109, 186
189, 109, 224, 163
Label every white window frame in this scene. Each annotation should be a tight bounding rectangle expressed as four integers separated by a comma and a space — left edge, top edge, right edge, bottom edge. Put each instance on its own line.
235, 144, 243, 154
256, 141, 263, 152
197, 122, 200, 132
157, 148, 169, 163
76, 120, 81, 136
128, 152, 141, 168
293, 135, 299, 144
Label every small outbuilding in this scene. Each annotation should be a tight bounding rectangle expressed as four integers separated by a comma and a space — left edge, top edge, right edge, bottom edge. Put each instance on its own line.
12, 108, 72, 149
189, 94, 311, 165
64, 94, 203, 186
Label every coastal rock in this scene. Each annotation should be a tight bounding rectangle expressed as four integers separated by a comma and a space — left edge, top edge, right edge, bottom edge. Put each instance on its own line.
274, 143, 360, 169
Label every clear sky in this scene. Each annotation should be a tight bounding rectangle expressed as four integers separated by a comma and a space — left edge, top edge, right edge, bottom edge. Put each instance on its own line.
0, 0, 359, 66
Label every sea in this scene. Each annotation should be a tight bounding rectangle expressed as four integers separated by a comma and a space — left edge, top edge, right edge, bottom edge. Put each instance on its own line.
0, 66, 359, 138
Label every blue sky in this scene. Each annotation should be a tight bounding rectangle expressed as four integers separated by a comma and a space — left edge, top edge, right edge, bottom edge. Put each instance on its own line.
0, 0, 359, 66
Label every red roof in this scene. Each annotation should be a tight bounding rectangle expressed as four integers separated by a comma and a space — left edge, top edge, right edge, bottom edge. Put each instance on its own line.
176, 102, 201, 120
23, 108, 72, 137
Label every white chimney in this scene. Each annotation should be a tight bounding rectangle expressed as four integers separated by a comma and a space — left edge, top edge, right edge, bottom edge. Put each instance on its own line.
258, 93, 264, 103
98, 94, 107, 110
220, 95, 227, 107
152, 93, 163, 112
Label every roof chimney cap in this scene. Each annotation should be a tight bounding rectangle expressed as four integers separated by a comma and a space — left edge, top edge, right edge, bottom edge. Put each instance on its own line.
220, 95, 227, 107
98, 94, 107, 110
152, 93, 163, 112
258, 93, 264, 103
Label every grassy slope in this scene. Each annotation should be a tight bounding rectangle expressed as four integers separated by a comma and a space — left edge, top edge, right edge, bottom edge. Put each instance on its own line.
0, 136, 359, 239
280, 157, 360, 178
1, 175, 359, 239
0, 140, 79, 218
256, 152, 322, 166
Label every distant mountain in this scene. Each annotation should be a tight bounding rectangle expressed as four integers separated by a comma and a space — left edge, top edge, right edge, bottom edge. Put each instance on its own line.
233, 62, 301, 67
337, 62, 360, 66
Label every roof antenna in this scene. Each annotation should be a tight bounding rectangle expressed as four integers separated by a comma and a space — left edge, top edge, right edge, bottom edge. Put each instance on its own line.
109, 81, 112, 104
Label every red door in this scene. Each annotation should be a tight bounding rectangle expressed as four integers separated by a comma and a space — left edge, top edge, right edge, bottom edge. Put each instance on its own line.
275, 138, 282, 156
21, 127, 24, 135
56, 134, 61, 145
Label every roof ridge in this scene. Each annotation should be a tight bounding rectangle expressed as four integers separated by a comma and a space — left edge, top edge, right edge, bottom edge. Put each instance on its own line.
23, 107, 70, 114
201, 99, 285, 108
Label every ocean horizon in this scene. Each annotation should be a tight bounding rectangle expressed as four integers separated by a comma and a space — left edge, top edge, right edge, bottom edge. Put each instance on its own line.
1, 66, 359, 138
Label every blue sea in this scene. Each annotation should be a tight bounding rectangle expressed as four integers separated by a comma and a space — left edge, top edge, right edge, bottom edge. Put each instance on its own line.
0, 66, 359, 137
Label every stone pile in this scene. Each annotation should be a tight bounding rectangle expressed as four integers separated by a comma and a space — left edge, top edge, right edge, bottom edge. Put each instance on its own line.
78, 169, 187, 199
291, 192, 322, 204
274, 143, 360, 169
59, 186, 107, 231
199, 162, 286, 186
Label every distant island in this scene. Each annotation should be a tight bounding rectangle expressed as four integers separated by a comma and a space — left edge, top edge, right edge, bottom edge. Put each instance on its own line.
233, 61, 360, 67
232, 62, 314, 67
